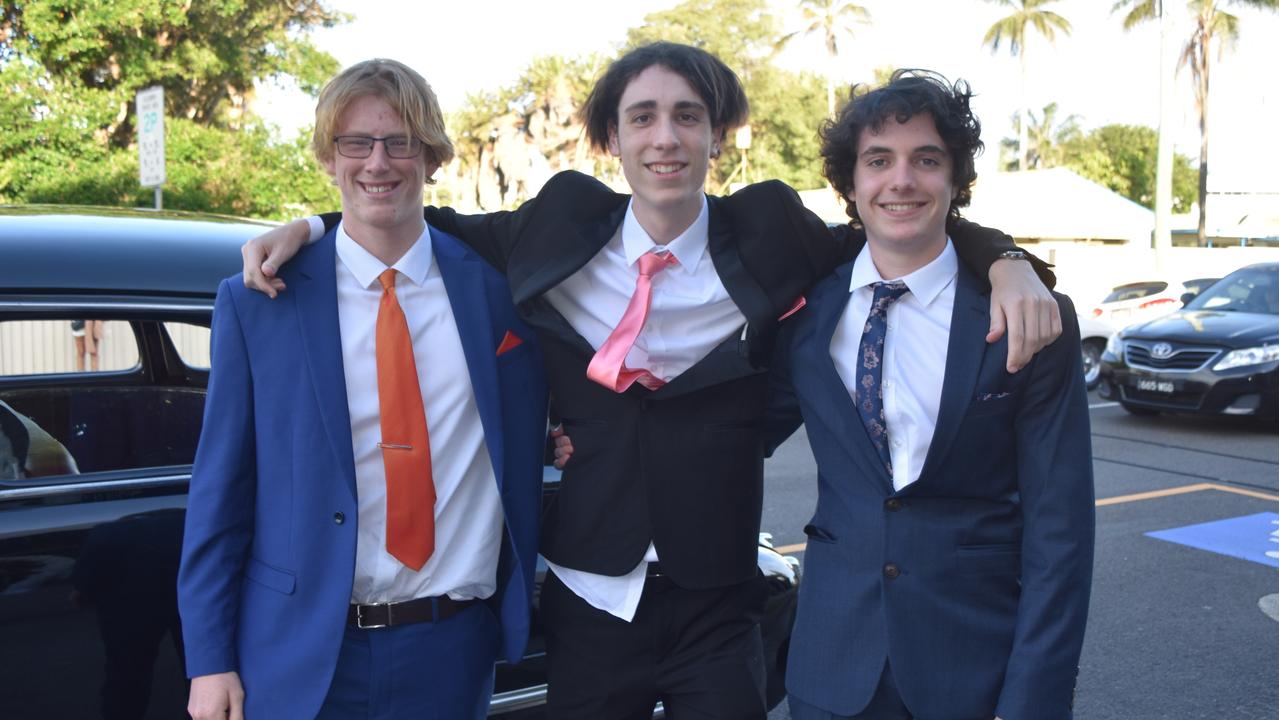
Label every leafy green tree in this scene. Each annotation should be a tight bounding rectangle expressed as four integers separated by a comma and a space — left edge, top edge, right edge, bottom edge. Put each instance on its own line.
982, 0, 1073, 172
0, 0, 346, 217
1060, 123, 1196, 211
1112, 0, 1278, 246
2, 0, 345, 144
776, 0, 872, 115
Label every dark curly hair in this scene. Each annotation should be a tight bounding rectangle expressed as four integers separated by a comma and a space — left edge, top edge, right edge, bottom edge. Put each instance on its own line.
820, 69, 983, 224
580, 42, 749, 152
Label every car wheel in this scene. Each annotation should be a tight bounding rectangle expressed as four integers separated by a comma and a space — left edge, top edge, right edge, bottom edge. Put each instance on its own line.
1081, 340, 1104, 390
1120, 401, 1157, 416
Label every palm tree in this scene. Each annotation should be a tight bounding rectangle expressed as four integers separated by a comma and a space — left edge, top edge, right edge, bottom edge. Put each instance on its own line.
982, 0, 1073, 172
1114, 0, 1278, 246
777, 0, 872, 115
1001, 101, 1082, 170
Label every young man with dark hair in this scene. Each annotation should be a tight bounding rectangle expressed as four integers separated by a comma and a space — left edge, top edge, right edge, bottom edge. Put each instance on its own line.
240, 45, 1059, 719
765, 70, 1094, 720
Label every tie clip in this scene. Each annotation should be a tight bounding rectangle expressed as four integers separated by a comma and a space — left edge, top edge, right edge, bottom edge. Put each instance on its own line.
377, 442, 413, 450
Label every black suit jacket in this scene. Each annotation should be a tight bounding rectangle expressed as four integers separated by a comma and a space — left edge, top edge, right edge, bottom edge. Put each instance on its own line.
322, 170, 1044, 589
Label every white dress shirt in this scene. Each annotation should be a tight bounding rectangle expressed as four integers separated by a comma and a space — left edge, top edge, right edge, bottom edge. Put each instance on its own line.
313, 202, 747, 620
830, 241, 957, 491
334, 223, 503, 604
545, 197, 747, 621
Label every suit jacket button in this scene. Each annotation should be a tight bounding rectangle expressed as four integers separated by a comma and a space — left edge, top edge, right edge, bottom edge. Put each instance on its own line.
883, 564, 901, 579
333, 512, 345, 524
884, 498, 903, 512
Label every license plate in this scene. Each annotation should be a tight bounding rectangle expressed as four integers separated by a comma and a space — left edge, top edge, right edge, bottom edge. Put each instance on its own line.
1136, 379, 1175, 393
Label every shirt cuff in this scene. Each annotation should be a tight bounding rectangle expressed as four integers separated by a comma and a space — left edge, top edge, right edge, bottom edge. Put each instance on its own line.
306, 215, 325, 244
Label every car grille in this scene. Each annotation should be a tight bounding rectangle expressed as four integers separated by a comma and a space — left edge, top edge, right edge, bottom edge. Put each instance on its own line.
1125, 342, 1220, 371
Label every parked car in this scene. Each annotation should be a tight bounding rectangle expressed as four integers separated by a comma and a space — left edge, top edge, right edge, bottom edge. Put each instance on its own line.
1077, 277, 1220, 390
1086, 277, 1220, 332
1077, 313, 1114, 391
1098, 262, 1279, 420
0, 206, 800, 719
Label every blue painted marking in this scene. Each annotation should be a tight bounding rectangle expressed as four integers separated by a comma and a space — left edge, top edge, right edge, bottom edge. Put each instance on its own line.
1146, 512, 1279, 569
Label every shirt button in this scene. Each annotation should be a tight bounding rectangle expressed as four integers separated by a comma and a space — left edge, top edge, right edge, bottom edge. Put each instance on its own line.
333, 512, 345, 525
892, 439, 903, 449
883, 379, 892, 389
884, 564, 901, 579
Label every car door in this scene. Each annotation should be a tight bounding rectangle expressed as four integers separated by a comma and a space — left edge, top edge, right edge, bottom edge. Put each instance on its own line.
0, 299, 211, 720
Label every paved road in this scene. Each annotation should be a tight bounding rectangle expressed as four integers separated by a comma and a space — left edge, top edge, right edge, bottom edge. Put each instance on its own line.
763, 392, 1279, 719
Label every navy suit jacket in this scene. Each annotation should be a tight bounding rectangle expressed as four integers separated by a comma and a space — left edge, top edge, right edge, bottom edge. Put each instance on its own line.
177, 227, 547, 718
766, 260, 1094, 720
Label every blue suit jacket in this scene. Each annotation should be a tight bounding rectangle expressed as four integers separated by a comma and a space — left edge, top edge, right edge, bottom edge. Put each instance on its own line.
766, 260, 1094, 720
177, 227, 547, 718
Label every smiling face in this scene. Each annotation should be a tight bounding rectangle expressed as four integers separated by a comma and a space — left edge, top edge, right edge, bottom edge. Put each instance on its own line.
322, 95, 437, 258
607, 64, 722, 240
851, 112, 955, 270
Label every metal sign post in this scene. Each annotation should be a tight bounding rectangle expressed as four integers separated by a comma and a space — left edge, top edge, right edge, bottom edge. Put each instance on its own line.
137, 86, 165, 209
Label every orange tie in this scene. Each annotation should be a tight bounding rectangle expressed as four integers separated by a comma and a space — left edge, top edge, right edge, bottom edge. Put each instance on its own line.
376, 269, 435, 570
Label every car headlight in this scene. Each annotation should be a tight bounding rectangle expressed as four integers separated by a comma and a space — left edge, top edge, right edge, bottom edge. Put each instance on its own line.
1104, 333, 1124, 359
1213, 344, 1279, 371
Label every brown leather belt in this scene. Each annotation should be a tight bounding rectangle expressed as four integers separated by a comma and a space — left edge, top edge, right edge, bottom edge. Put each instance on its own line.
347, 595, 477, 629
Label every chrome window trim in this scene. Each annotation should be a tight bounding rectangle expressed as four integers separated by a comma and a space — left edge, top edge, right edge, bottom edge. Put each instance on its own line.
0, 474, 189, 501
0, 299, 214, 314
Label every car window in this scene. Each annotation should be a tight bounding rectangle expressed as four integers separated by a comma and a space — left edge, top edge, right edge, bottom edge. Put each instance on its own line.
0, 320, 139, 376
164, 322, 211, 369
1181, 278, 1220, 297
1188, 267, 1279, 314
0, 319, 206, 483
1103, 282, 1167, 303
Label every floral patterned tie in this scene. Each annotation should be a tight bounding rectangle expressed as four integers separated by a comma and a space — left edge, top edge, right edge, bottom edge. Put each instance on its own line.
856, 280, 910, 476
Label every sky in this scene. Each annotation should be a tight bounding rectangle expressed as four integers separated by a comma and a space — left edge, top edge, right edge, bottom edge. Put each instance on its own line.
255, 0, 1279, 192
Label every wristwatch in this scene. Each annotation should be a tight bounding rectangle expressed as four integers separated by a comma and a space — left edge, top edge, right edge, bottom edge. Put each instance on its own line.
997, 250, 1028, 261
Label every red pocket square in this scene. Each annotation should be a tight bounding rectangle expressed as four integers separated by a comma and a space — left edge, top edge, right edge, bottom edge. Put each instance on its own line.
496, 330, 524, 356
778, 296, 806, 321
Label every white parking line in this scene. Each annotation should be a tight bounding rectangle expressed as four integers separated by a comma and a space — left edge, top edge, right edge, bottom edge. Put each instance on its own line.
1090, 401, 1119, 410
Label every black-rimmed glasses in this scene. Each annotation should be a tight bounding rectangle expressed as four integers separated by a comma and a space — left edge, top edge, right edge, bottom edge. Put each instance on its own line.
333, 135, 423, 159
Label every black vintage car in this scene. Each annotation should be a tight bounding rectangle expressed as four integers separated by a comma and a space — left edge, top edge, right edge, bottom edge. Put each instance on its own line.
0, 206, 799, 719
1098, 262, 1279, 420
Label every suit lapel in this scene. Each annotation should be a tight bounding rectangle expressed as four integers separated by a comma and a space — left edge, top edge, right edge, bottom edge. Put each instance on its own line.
289, 233, 358, 499
510, 194, 626, 305
917, 266, 989, 484
432, 227, 506, 490
707, 196, 773, 333
653, 197, 773, 398
807, 263, 895, 490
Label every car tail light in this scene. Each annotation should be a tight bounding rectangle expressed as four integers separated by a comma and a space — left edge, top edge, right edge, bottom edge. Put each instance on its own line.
1090, 307, 1103, 318
1138, 298, 1176, 310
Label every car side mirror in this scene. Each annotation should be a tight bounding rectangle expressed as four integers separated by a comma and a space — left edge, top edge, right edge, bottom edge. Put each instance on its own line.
1179, 292, 1196, 306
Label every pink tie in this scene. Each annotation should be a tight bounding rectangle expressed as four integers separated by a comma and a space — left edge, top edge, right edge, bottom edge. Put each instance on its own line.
587, 250, 678, 392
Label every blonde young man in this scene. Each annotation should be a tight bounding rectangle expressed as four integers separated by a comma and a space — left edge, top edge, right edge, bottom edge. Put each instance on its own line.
177, 59, 547, 719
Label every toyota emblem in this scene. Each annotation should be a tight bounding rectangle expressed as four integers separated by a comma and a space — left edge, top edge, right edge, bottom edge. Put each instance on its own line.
1151, 342, 1174, 359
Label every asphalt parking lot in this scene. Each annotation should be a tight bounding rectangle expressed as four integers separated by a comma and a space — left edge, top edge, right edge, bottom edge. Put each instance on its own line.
762, 391, 1279, 720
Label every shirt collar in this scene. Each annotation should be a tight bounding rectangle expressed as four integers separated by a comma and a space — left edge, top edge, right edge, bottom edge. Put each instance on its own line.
335, 222, 434, 289
849, 238, 958, 308
621, 195, 710, 272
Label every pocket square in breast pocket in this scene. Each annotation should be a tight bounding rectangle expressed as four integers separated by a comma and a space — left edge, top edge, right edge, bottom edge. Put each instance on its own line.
975, 391, 1012, 402
778, 296, 806, 321
496, 330, 524, 356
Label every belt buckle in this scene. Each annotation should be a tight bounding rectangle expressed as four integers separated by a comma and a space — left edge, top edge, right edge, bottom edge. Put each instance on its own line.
355, 603, 389, 629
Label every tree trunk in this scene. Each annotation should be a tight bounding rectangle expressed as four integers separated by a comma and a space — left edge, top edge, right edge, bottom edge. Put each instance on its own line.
1019, 45, 1029, 172
1196, 31, 1210, 248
